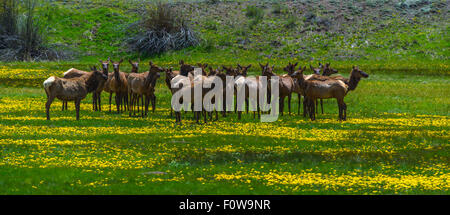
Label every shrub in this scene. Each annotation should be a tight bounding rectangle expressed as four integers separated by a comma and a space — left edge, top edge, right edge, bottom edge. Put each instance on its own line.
245, 5, 264, 29
285, 16, 297, 29
127, 2, 200, 55
272, 3, 282, 14
0, 0, 68, 61
246, 5, 264, 19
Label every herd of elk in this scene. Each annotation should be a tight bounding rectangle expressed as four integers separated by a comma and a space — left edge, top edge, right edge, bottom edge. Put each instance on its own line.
44, 66, 107, 120
44, 58, 368, 122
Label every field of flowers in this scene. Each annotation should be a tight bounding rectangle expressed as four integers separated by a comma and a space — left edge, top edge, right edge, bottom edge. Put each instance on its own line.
0, 65, 449, 194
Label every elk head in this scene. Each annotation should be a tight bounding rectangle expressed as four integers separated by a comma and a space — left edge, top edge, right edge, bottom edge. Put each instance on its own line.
112, 59, 123, 73
348, 66, 369, 91
99, 57, 110, 75
284, 62, 298, 75
222, 66, 238, 77
145, 61, 163, 88
129, 58, 140, 73
237, 64, 252, 77
260, 63, 275, 77
310, 64, 322, 75
179, 60, 194, 76
197, 63, 208, 76
87, 66, 108, 92
289, 65, 307, 87
322, 62, 338, 76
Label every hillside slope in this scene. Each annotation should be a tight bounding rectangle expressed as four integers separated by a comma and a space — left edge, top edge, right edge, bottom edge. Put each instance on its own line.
4, 0, 450, 74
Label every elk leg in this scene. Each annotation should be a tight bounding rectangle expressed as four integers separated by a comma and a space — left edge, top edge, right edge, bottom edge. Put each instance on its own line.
109, 93, 112, 113
303, 98, 308, 117
62, 101, 65, 111
141, 95, 145, 117
320, 99, 324, 114
98, 92, 102, 112
129, 93, 133, 117
92, 93, 96, 111
46, 96, 55, 120
245, 98, 249, 114
279, 97, 284, 116
234, 96, 237, 113
125, 93, 128, 112
145, 95, 150, 117
337, 98, 342, 121
288, 94, 291, 115
115, 93, 120, 114
298, 94, 301, 115
343, 102, 347, 121
309, 98, 315, 121
152, 94, 156, 113
75, 99, 81, 120
257, 92, 260, 119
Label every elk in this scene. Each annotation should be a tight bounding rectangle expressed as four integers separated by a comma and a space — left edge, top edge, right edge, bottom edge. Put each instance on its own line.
43, 66, 107, 120
128, 61, 163, 117
306, 62, 339, 115
291, 66, 368, 121
310, 63, 322, 75
262, 63, 295, 116
64, 58, 111, 111
61, 68, 88, 111
231, 64, 260, 120
107, 59, 128, 113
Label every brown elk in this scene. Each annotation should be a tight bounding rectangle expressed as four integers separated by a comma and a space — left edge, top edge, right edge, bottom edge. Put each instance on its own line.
107, 59, 128, 113
307, 62, 339, 115
310, 63, 322, 75
44, 66, 107, 120
128, 61, 163, 117
262, 63, 295, 116
291, 66, 368, 121
61, 68, 88, 111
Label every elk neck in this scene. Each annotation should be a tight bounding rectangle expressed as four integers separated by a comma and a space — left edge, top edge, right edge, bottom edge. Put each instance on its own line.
348, 71, 361, 91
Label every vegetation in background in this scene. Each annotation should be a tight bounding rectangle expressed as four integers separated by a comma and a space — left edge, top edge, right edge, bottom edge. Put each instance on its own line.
0, 0, 68, 61
127, 2, 199, 56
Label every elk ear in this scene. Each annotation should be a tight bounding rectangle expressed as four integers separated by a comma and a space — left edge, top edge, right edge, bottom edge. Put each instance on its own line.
259, 63, 264, 68
294, 62, 298, 67
128, 59, 133, 65
265, 63, 269, 67
303, 66, 306, 71
204, 63, 208, 68
179, 60, 184, 65
319, 62, 323, 67
352, 65, 356, 70
149, 61, 153, 66
246, 64, 252, 69
119, 59, 123, 64
237, 64, 242, 69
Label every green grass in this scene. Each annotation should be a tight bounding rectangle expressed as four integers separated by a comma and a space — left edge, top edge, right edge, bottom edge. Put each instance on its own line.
0, 72, 448, 194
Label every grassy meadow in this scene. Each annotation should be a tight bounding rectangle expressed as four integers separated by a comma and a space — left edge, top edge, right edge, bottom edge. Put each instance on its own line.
0, 0, 449, 194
